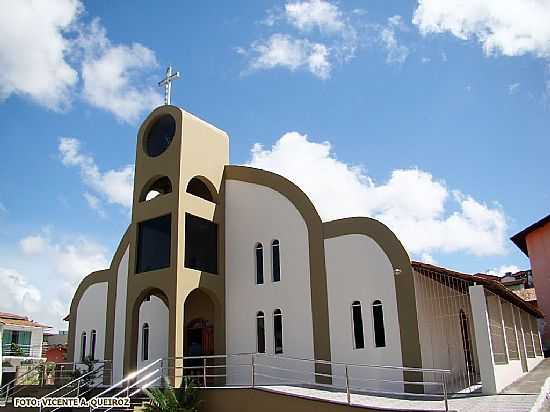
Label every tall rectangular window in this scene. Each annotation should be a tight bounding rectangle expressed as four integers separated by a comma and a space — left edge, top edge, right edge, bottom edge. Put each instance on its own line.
372, 300, 386, 348
90, 330, 97, 360
273, 309, 283, 354
256, 312, 265, 354
351, 301, 365, 349
272, 240, 280, 282
255, 243, 264, 284
136, 214, 171, 273
184, 213, 218, 274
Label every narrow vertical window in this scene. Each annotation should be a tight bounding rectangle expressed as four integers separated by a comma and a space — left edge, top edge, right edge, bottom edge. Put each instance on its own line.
142, 323, 149, 361
255, 243, 264, 284
256, 311, 265, 353
90, 330, 97, 360
373, 300, 386, 348
273, 309, 283, 354
351, 301, 365, 349
80, 332, 87, 362
272, 240, 281, 282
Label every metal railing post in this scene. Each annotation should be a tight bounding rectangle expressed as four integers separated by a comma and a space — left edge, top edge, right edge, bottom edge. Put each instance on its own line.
160, 359, 164, 387
202, 358, 207, 388
76, 379, 81, 397
251, 354, 255, 388
442, 374, 448, 412
345, 365, 351, 405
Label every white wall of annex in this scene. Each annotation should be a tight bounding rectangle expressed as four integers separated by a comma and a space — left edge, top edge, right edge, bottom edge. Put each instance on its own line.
75, 282, 108, 363
137, 295, 169, 370
113, 246, 129, 381
225, 180, 315, 385
324, 234, 403, 393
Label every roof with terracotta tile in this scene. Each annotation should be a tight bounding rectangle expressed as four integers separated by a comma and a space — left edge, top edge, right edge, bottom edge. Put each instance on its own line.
0, 312, 51, 329
513, 288, 537, 303
412, 261, 543, 318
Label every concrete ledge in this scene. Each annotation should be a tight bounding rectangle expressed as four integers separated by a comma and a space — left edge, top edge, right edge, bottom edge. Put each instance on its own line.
199, 387, 381, 412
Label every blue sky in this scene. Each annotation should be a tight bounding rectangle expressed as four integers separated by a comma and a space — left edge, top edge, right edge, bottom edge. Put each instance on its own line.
1, 0, 549, 329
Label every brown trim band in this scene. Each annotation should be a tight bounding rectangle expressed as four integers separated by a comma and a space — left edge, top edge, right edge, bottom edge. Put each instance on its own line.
67, 226, 132, 363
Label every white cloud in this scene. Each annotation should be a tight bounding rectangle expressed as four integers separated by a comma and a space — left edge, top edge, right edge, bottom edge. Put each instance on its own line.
0, 201, 6, 213
0, 268, 42, 314
19, 235, 48, 255
508, 82, 521, 95
413, 0, 550, 58
421, 57, 431, 63
380, 16, 410, 64
0, 1, 161, 122
0, 0, 80, 110
240, 0, 362, 79
420, 253, 437, 264
8, 232, 109, 329
246, 34, 331, 79
285, 0, 345, 33
247, 132, 508, 257
79, 19, 162, 123
486, 264, 521, 277
83, 192, 106, 218
59, 137, 134, 210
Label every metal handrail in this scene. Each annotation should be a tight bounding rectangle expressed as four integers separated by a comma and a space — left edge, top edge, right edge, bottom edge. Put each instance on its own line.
42, 364, 106, 399
91, 358, 163, 400
0, 362, 45, 403
44, 365, 109, 412
167, 353, 450, 411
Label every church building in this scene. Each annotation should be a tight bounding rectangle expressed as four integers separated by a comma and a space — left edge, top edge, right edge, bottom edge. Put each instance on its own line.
65, 102, 545, 396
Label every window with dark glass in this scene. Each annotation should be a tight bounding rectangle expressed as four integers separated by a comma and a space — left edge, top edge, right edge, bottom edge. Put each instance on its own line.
273, 309, 283, 354
372, 300, 386, 348
186, 177, 215, 202
184, 213, 218, 274
90, 330, 97, 360
256, 311, 265, 354
145, 114, 176, 157
272, 240, 280, 282
80, 332, 87, 362
140, 176, 173, 202
352, 301, 365, 349
255, 243, 264, 284
142, 323, 149, 361
3, 330, 31, 356
136, 214, 171, 273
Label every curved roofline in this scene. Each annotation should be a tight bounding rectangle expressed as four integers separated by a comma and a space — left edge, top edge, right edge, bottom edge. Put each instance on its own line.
224, 166, 423, 371
224, 165, 331, 370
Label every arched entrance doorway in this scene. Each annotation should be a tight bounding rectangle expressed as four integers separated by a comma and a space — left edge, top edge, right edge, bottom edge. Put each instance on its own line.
183, 289, 215, 357
459, 309, 476, 386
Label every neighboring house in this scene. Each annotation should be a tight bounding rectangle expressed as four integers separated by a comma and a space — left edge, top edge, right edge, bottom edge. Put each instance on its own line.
511, 214, 550, 353
44, 331, 68, 363
0, 312, 51, 387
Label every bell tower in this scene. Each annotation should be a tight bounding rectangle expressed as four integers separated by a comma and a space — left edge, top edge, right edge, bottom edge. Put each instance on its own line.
123, 104, 229, 380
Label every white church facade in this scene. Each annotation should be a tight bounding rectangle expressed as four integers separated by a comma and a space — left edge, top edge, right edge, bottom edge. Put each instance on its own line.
66, 104, 545, 396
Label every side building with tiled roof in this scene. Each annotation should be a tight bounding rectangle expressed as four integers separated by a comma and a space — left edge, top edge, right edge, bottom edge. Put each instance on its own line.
0, 312, 51, 387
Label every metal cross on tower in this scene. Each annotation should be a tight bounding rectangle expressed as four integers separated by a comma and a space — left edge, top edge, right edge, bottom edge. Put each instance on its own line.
158, 65, 180, 105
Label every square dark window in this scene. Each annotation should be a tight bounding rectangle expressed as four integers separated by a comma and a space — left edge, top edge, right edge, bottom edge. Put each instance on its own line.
184, 213, 218, 274
136, 214, 171, 273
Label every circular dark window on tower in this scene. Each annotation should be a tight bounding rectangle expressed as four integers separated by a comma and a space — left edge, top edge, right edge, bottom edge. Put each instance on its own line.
145, 114, 176, 157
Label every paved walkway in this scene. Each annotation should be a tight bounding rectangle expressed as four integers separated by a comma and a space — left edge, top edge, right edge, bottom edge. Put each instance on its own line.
502, 358, 550, 395
259, 360, 550, 412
